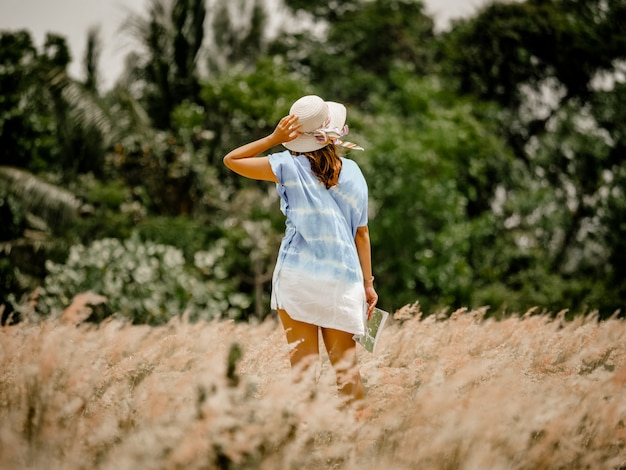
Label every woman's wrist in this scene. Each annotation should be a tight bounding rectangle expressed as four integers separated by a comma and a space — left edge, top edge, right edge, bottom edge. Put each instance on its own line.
266, 133, 283, 148
364, 275, 375, 286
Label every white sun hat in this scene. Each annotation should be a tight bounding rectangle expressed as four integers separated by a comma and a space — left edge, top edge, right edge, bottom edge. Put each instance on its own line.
283, 95, 363, 153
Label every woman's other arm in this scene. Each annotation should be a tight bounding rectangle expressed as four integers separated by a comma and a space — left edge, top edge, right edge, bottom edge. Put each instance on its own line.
355, 225, 378, 319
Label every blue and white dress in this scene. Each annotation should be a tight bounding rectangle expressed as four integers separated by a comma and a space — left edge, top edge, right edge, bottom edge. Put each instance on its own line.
268, 150, 368, 336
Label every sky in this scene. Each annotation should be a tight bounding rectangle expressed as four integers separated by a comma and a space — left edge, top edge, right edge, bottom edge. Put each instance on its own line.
0, 0, 489, 90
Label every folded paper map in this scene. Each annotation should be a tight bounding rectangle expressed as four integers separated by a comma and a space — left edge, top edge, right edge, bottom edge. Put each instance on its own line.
356, 307, 389, 353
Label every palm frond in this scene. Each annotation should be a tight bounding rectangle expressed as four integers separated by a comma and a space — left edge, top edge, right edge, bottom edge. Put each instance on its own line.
0, 166, 81, 231
62, 82, 116, 140
109, 84, 153, 134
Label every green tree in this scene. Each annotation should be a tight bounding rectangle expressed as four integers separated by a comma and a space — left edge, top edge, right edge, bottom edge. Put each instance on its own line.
0, 166, 83, 307
585, 80, 626, 313
442, 0, 626, 111
82, 26, 101, 93
440, 0, 626, 316
0, 28, 150, 311
125, 0, 206, 129
206, 0, 269, 74
0, 30, 59, 171
274, 0, 436, 103
282, 0, 362, 23
0, 29, 124, 178
360, 74, 515, 313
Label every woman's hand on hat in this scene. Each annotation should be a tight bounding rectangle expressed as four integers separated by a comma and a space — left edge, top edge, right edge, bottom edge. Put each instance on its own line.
271, 114, 301, 144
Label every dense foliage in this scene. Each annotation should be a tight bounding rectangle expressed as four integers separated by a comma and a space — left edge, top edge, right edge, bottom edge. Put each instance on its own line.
1, 0, 624, 323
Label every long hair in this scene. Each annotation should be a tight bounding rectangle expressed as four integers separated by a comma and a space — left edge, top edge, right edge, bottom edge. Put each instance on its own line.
302, 145, 342, 189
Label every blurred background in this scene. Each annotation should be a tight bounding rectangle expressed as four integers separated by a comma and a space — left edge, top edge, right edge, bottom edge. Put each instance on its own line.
1, 0, 625, 325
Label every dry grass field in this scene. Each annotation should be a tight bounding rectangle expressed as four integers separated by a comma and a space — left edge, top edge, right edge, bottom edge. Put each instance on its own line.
1, 298, 625, 469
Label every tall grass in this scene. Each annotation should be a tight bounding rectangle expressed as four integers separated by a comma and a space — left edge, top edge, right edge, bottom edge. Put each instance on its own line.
1, 300, 625, 469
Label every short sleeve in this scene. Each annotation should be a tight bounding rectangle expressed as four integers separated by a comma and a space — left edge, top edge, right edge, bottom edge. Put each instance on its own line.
357, 188, 368, 227
345, 159, 369, 231
268, 150, 294, 184
268, 150, 294, 204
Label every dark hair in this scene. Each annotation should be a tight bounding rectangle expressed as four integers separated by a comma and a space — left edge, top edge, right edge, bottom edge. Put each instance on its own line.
302, 145, 342, 189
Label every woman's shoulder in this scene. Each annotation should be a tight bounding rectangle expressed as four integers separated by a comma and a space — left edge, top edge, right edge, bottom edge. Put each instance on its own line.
340, 157, 365, 177
269, 150, 311, 166
341, 156, 362, 167
268, 150, 300, 173
268, 149, 293, 161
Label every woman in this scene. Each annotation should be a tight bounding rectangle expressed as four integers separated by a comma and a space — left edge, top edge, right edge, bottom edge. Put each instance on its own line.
223, 95, 378, 401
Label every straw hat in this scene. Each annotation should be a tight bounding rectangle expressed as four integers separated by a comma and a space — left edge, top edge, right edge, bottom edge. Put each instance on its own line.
283, 95, 362, 153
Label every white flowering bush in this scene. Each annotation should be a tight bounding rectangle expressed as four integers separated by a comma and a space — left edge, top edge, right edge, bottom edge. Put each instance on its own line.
39, 235, 251, 324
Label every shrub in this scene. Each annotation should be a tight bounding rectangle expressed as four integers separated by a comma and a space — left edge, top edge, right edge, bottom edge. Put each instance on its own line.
38, 235, 250, 324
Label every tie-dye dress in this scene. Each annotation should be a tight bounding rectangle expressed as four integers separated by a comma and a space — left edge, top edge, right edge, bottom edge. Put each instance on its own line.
268, 150, 368, 336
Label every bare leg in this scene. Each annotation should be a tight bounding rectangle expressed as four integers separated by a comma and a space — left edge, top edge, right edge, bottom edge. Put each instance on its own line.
277, 309, 319, 370
321, 327, 364, 402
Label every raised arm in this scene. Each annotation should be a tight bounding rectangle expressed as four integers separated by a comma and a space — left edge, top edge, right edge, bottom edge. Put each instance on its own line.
355, 225, 378, 319
223, 114, 301, 182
